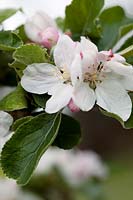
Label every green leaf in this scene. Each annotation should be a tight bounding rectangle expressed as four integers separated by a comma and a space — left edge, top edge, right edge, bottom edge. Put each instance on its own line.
0, 84, 28, 111
118, 45, 133, 58
119, 24, 133, 39
12, 116, 33, 131
10, 44, 49, 77
1, 112, 61, 185
0, 31, 23, 51
99, 108, 124, 127
98, 6, 133, 50
17, 25, 29, 43
33, 94, 49, 108
116, 24, 133, 61
100, 93, 133, 129
65, 0, 104, 40
56, 17, 65, 31
0, 51, 17, 86
53, 114, 81, 149
0, 9, 17, 23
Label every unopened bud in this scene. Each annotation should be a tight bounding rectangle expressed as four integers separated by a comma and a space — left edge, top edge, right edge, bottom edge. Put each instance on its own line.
39, 27, 59, 49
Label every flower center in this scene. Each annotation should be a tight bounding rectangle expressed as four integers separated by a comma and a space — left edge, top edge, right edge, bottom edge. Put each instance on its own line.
83, 63, 105, 89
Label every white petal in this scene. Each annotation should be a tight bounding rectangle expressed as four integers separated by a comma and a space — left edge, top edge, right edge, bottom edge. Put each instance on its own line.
21, 63, 62, 94
54, 35, 75, 70
105, 61, 133, 76
70, 54, 83, 85
24, 20, 42, 43
120, 76, 133, 91
96, 79, 132, 121
76, 37, 98, 72
0, 111, 13, 137
45, 84, 73, 113
24, 11, 56, 43
80, 37, 98, 52
73, 82, 96, 111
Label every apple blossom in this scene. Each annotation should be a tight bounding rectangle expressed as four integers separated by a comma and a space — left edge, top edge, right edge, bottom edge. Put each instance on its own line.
24, 11, 59, 48
21, 35, 133, 121
21, 35, 78, 113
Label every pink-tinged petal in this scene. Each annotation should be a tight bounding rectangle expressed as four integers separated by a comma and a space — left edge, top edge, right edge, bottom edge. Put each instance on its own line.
40, 27, 59, 49
45, 84, 73, 113
68, 98, 80, 112
21, 63, 62, 94
54, 35, 76, 70
112, 54, 126, 63
105, 61, 133, 76
96, 79, 132, 121
98, 51, 110, 62
98, 51, 126, 63
24, 11, 57, 43
0, 111, 13, 137
73, 82, 96, 111
70, 54, 83, 86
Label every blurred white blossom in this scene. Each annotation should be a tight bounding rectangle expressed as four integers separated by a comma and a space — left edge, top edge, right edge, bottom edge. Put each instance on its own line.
0, 178, 43, 200
0, 179, 19, 200
36, 148, 108, 186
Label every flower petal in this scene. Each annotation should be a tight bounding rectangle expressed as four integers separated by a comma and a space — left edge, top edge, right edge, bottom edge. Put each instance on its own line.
98, 51, 125, 63
96, 79, 132, 121
112, 54, 126, 63
45, 84, 73, 113
0, 111, 13, 137
54, 35, 75, 70
80, 37, 98, 52
120, 76, 133, 91
76, 37, 98, 72
73, 82, 96, 111
105, 61, 133, 76
21, 63, 62, 94
70, 54, 83, 86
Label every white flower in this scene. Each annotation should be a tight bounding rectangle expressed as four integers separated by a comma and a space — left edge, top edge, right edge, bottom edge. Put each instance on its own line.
36, 148, 108, 186
21, 35, 133, 121
71, 45, 133, 121
21, 35, 79, 113
0, 111, 13, 152
24, 11, 59, 48
0, 179, 19, 200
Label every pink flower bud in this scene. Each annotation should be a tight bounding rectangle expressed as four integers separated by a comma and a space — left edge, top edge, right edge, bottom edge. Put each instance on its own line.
68, 99, 80, 113
39, 27, 59, 49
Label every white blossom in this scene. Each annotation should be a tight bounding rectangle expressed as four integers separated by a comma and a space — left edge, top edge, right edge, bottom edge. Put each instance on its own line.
21, 35, 133, 121
36, 148, 108, 186
0, 178, 42, 200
